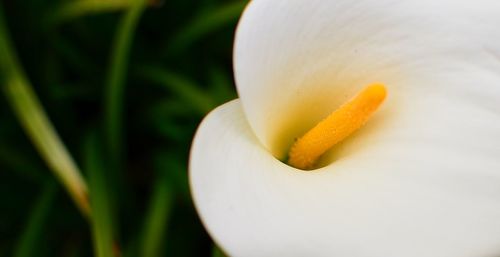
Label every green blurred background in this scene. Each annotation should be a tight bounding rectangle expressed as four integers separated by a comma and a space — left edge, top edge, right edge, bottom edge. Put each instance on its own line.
0, 0, 246, 256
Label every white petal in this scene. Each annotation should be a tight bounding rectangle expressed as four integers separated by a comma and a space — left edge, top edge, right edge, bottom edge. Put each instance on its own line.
190, 100, 500, 257
234, 0, 500, 158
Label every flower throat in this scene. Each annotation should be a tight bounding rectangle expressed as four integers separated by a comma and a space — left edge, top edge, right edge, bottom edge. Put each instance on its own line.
287, 84, 387, 170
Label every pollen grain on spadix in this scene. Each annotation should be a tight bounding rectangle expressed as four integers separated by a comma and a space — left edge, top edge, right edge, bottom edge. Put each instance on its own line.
287, 84, 387, 170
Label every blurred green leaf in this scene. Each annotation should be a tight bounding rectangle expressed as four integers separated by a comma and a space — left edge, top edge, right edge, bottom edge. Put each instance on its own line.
0, 0, 240, 255
139, 66, 215, 115
45, 0, 159, 27
149, 98, 197, 117
208, 65, 237, 103
48, 33, 96, 77
0, 146, 48, 182
104, 0, 146, 169
211, 245, 227, 257
148, 99, 196, 140
140, 168, 174, 257
165, 1, 247, 55
0, 3, 90, 217
155, 153, 190, 201
85, 132, 115, 257
13, 181, 57, 257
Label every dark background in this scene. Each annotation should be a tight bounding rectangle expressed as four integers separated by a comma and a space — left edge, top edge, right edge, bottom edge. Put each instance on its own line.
0, 0, 245, 256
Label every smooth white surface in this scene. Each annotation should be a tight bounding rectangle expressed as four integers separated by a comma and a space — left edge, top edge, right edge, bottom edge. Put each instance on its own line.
191, 0, 500, 256
191, 100, 500, 257
234, 0, 500, 158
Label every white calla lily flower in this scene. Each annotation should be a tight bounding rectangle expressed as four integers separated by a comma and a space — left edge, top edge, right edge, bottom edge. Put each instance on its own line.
190, 0, 500, 256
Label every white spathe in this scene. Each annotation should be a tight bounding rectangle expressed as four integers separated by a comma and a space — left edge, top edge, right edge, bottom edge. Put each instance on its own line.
190, 0, 500, 256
